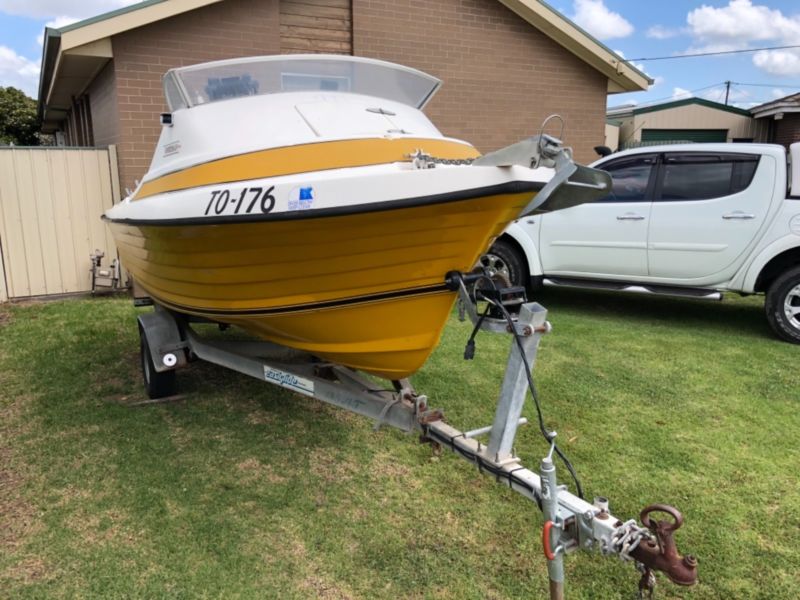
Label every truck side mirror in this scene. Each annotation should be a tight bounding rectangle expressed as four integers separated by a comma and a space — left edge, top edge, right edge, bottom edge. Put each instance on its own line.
594, 145, 612, 158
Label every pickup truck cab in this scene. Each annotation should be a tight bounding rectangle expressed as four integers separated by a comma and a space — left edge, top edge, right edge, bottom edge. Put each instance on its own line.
482, 142, 800, 342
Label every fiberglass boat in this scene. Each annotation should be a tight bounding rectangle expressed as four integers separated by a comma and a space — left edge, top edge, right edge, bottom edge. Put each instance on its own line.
104, 54, 608, 379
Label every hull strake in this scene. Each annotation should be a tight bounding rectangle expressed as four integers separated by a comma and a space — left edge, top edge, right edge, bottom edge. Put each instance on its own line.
109, 189, 534, 378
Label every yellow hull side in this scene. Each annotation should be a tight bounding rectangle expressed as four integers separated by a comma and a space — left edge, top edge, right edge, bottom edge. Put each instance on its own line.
109, 191, 531, 378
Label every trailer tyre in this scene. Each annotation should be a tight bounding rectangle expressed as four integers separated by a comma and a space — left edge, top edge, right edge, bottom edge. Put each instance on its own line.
139, 325, 177, 399
765, 265, 800, 344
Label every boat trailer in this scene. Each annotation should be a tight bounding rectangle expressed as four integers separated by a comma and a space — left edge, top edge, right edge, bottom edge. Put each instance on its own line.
136, 274, 698, 599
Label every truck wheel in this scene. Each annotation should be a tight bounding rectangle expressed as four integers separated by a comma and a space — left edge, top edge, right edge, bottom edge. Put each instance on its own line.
477, 239, 527, 289
139, 325, 177, 399
765, 266, 800, 344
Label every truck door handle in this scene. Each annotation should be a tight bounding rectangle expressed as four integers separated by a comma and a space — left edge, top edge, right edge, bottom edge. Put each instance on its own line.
722, 212, 755, 220
617, 213, 645, 221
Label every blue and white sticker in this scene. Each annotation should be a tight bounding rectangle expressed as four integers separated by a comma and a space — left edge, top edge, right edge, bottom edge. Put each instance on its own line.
263, 365, 315, 397
288, 186, 315, 211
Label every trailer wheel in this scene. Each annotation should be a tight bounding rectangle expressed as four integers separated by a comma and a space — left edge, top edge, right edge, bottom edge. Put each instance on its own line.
139, 325, 177, 399
765, 265, 800, 344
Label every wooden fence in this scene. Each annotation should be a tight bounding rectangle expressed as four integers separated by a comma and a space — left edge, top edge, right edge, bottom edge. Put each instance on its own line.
0, 146, 121, 301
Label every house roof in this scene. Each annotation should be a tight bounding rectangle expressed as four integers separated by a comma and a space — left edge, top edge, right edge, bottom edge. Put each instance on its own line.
38, 0, 650, 131
498, 0, 651, 93
607, 97, 752, 119
38, 0, 223, 130
750, 92, 800, 119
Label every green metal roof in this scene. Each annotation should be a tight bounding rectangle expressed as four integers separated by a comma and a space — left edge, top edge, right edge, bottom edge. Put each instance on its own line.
626, 97, 752, 118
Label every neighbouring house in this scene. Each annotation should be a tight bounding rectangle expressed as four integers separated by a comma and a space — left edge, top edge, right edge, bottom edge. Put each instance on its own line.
607, 97, 770, 150
750, 92, 800, 150
604, 118, 620, 151
37, 0, 650, 195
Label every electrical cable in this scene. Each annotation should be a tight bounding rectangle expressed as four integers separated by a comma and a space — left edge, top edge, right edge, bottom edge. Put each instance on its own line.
423, 427, 544, 510
462, 274, 585, 499
629, 43, 800, 62
731, 82, 800, 89
608, 82, 727, 112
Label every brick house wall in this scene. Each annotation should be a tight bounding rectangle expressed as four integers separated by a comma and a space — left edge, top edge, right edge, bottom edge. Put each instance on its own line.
280, 0, 352, 54
773, 114, 800, 149
70, 0, 609, 191
87, 62, 119, 148
352, 0, 607, 164
111, 0, 282, 191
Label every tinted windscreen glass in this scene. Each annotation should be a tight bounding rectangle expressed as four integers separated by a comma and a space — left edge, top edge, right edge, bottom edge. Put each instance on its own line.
597, 157, 655, 202
659, 154, 759, 201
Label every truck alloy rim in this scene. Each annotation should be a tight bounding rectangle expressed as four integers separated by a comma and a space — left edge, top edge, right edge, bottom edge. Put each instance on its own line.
479, 252, 511, 283
784, 283, 800, 328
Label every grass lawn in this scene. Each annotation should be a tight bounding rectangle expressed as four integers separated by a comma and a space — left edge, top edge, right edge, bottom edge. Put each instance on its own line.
1, 290, 798, 599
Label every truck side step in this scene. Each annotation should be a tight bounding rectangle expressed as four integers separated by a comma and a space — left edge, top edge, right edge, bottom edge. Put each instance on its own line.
543, 277, 723, 301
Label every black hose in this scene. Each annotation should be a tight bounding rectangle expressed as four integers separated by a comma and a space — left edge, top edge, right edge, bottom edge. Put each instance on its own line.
465, 275, 585, 499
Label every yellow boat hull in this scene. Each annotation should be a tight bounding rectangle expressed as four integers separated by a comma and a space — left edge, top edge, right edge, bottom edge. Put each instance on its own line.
109, 190, 532, 379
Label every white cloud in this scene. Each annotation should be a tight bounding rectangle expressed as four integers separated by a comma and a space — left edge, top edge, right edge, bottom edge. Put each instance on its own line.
651, 75, 665, 87
571, 0, 633, 41
646, 25, 681, 40
672, 87, 693, 100
0, 0, 141, 20
0, 45, 40, 97
686, 0, 799, 45
772, 88, 787, 99
37, 16, 79, 45
682, 0, 800, 76
753, 49, 800, 76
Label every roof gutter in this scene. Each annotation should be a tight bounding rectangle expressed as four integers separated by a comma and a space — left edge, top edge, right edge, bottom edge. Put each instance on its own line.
37, 27, 61, 120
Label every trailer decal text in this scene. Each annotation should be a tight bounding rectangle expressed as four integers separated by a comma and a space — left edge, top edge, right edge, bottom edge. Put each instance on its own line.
263, 365, 315, 397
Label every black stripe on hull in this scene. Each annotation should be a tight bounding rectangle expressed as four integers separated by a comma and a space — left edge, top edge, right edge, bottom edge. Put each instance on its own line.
141, 283, 453, 318
104, 180, 543, 227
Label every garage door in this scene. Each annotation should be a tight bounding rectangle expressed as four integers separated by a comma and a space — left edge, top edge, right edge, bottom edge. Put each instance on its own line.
641, 129, 728, 143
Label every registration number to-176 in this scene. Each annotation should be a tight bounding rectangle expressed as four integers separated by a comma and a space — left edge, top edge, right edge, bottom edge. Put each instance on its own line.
204, 185, 276, 216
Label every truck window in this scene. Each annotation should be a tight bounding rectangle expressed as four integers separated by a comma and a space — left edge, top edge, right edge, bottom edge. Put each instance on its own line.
658, 153, 759, 201
596, 155, 656, 202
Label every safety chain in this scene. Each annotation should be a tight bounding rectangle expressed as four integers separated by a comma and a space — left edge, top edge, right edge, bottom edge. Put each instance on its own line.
602, 519, 654, 561
601, 520, 659, 599
407, 149, 475, 169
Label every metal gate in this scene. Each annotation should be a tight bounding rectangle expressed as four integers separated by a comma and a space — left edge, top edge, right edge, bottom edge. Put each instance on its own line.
0, 146, 121, 301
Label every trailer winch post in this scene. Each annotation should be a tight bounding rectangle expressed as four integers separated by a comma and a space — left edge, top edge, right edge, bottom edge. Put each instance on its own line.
487, 302, 548, 462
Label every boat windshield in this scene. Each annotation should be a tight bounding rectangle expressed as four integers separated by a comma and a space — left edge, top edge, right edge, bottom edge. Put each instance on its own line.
166, 55, 441, 110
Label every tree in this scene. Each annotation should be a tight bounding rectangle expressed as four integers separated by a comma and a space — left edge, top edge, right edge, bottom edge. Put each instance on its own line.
0, 87, 40, 146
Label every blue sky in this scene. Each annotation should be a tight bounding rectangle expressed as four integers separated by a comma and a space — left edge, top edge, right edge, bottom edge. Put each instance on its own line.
1, 0, 799, 109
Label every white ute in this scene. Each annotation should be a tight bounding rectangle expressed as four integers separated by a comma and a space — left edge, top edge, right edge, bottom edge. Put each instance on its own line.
481, 142, 800, 343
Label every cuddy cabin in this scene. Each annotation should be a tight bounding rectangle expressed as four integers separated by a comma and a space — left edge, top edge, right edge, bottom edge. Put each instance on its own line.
143, 54, 473, 187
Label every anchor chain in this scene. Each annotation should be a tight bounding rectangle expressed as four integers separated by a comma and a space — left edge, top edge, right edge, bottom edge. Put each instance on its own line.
407, 149, 475, 169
